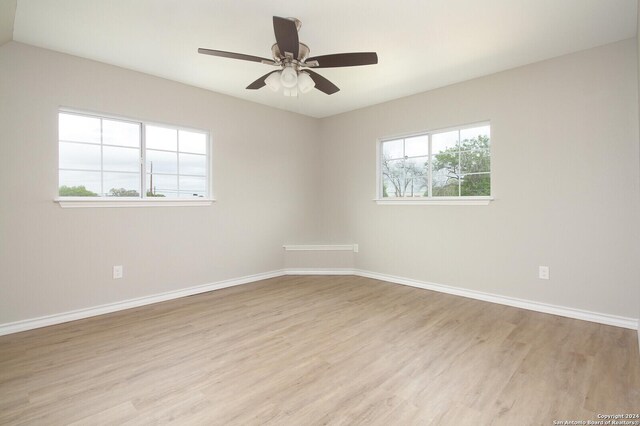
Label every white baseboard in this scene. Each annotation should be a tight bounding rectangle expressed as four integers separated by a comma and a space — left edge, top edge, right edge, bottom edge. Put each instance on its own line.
279, 268, 637, 329
0, 270, 285, 336
352, 269, 638, 330
1, 267, 637, 336
283, 268, 355, 275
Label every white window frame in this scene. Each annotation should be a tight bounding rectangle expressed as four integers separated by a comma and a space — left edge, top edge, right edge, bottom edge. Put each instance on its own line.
55, 108, 214, 208
375, 121, 493, 206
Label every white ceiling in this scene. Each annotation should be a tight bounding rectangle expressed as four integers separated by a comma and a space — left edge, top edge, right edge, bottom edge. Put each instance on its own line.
12, 0, 638, 118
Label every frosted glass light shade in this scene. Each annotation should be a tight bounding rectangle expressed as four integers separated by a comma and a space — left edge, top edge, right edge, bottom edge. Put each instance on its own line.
265, 71, 281, 91
297, 72, 315, 93
280, 66, 298, 89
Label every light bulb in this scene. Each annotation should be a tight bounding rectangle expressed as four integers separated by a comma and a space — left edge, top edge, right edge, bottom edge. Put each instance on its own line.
297, 71, 315, 94
280, 66, 298, 89
265, 71, 281, 91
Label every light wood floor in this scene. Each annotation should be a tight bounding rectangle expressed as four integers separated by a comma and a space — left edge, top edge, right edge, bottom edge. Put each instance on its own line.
1, 276, 639, 425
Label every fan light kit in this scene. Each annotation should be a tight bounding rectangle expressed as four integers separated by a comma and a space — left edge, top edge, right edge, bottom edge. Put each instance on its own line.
264, 66, 315, 96
199, 16, 378, 96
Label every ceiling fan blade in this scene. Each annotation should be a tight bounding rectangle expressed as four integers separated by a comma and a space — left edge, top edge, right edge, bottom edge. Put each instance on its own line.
246, 70, 279, 90
273, 16, 299, 59
305, 52, 378, 68
198, 48, 276, 65
305, 70, 339, 95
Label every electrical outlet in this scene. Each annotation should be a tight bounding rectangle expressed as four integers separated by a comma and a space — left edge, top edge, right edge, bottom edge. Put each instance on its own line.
538, 266, 549, 280
113, 265, 123, 279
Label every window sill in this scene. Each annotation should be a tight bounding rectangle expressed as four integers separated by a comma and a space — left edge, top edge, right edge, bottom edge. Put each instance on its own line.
374, 197, 493, 206
54, 198, 215, 208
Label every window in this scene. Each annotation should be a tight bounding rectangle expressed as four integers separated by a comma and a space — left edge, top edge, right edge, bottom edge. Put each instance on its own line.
378, 123, 491, 203
58, 110, 211, 204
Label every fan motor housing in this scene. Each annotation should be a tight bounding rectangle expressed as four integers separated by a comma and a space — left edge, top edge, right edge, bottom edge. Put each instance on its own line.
271, 43, 310, 64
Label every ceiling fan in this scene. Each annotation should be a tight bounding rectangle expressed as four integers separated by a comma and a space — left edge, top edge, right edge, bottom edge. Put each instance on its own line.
198, 16, 378, 96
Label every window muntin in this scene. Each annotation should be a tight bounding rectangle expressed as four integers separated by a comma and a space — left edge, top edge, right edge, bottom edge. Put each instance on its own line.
380, 123, 490, 199
58, 111, 210, 199
144, 128, 208, 198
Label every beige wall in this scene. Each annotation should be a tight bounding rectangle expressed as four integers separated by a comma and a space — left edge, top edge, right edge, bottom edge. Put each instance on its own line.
1, 37, 639, 326
0, 42, 321, 324
0, 0, 16, 45
283, 250, 355, 271
319, 38, 640, 318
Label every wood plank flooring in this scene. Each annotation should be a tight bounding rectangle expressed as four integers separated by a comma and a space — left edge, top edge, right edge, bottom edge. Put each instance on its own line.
0, 275, 638, 425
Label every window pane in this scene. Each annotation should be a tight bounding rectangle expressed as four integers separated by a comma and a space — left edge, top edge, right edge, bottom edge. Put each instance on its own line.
382, 139, 403, 160
179, 130, 207, 154
103, 120, 140, 147
382, 176, 417, 198
147, 173, 177, 197
460, 133, 490, 155
59, 113, 101, 143
381, 158, 406, 197
461, 149, 490, 174
405, 178, 428, 197
146, 125, 177, 151
103, 146, 140, 172
178, 191, 206, 198
59, 170, 101, 196
104, 172, 140, 197
179, 153, 206, 176
432, 169, 459, 197
146, 149, 177, 174
432, 131, 459, 186
382, 176, 399, 198
432, 130, 459, 154
461, 173, 491, 196
405, 156, 428, 177
405, 135, 428, 157
59, 142, 101, 171
179, 176, 206, 191
460, 125, 490, 147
